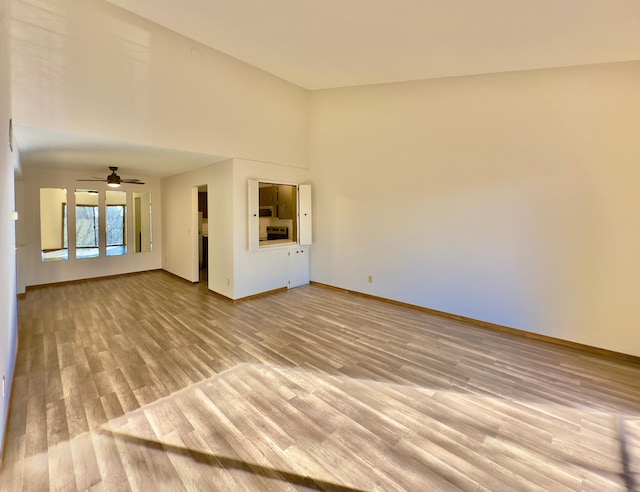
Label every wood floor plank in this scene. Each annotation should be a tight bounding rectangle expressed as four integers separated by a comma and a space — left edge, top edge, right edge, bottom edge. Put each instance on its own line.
70, 433, 101, 491
46, 399, 76, 492
90, 431, 129, 490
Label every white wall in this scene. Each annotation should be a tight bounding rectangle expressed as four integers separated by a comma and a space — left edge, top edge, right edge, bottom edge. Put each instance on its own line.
161, 161, 235, 294
161, 158, 308, 300
22, 167, 161, 286
0, 0, 18, 458
309, 61, 640, 357
107, 190, 127, 205
232, 159, 309, 299
208, 162, 235, 297
11, 0, 308, 168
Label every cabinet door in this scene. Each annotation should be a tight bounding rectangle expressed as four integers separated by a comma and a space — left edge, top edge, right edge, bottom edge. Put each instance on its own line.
277, 185, 293, 219
248, 180, 259, 251
299, 185, 312, 245
289, 247, 310, 288
259, 186, 277, 207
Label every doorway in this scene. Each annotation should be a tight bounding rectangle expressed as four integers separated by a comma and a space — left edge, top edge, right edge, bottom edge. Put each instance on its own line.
195, 185, 208, 283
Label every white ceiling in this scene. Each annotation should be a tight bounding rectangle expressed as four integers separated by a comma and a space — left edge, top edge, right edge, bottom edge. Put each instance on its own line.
105, 0, 640, 90
15, 126, 228, 178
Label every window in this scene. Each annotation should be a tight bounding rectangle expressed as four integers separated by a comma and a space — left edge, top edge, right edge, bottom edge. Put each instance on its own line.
106, 190, 127, 256
76, 206, 99, 259
40, 189, 149, 261
258, 183, 297, 244
248, 180, 311, 251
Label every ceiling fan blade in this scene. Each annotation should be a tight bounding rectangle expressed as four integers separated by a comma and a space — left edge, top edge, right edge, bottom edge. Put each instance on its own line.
76, 179, 107, 182
121, 178, 144, 184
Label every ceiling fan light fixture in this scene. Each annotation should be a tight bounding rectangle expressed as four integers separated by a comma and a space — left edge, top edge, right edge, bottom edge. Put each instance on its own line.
107, 170, 121, 187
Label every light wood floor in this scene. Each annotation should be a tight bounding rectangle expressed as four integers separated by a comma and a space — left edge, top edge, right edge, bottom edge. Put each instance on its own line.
1, 270, 640, 491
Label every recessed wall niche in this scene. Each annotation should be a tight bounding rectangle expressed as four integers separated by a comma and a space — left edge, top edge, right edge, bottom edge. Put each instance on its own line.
133, 191, 152, 253
40, 188, 68, 261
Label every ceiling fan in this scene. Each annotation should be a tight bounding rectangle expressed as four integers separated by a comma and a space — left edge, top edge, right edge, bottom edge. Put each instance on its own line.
76, 166, 145, 188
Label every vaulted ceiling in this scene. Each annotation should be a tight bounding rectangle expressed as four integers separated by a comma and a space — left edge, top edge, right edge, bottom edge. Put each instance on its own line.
15, 1, 640, 177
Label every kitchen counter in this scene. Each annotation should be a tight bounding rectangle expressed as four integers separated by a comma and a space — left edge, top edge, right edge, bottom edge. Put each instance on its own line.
259, 239, 295, 247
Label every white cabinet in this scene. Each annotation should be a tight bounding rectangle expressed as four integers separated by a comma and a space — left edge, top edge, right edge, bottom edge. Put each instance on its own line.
248, 179, 259, 251
288, 247, 310, 288
298, 184, 312, 245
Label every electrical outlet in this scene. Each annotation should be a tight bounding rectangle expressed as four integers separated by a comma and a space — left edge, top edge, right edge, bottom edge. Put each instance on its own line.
368, 275, 373, 283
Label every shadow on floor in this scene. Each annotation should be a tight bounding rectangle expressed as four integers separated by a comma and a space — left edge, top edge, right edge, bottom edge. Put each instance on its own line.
105, 430, 366, 492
